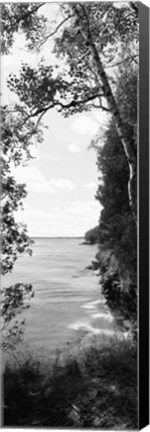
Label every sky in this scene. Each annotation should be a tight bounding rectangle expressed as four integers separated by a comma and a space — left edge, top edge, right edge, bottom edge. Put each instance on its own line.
2, 3, 110, 237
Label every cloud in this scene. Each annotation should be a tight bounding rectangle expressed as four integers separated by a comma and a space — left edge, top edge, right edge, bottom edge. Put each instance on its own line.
84, 182, 97, 191
49, 178, 75, 191
40, 155, 61, 161
65, 200, 101, 218
67, 144, 80, 153
11, 166, 75, 194
12, 166, 56, 194
15, 200, 102, 237
93, 110, 110, 125
71, 116, 99, 137
113, 2, 128, 9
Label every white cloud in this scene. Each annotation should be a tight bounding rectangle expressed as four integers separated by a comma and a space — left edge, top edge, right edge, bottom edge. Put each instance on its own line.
11, 166, 75, 194
71, 116, 99, 137
113, 2, 128, 9
65, 200, 101, 218
67, 144, 80, 153
93, 110, 110, 125
49, 178, 75, 191
40, 155, 61, 161
84, 182, 97, 191
15, 200, 102, 237
12, 166, 56, 194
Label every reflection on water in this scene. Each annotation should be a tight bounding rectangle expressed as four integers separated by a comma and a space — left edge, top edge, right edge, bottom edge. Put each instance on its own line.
2, 238, 117, 353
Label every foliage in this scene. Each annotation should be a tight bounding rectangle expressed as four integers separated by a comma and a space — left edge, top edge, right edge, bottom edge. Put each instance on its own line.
1, 106, 43, 346
96, 120, 137, 274
1, 3, 47, 54
1, 3, 47, 351
1, 0, 48, 345
1, 106, 39, 350
1, 2, 138, 344
1, 104, 41, 272
4, 3, 138, 214
4, 337, 137, 428
84, 226, 99, 245
1, 284, 34, 352
6, 2, 139, 117
97, 251, 137, 325
54, 2, 138, 89
95, 67, 137, 323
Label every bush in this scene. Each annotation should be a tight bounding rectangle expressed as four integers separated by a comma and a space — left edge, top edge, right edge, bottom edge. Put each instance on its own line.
3, 337, 137, 428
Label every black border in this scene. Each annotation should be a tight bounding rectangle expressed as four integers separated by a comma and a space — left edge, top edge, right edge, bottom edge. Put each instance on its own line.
139, 2, 149, 429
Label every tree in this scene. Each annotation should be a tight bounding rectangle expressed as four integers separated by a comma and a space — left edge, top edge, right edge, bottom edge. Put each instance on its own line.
1, 104, 43, 350
1, 106, 42, 273
7, 2, 138, 219
1, 3, 45, 349
1, 2, 138, 335
1, 3, 46, 54
84, 226, 99, 245
95, 66, 137, 325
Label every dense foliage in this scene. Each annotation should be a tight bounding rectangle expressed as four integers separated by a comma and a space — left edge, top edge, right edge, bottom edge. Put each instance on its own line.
2, 3, 138, 428
1, 104, 40, 348
95, 66, 137, 325
4, 337, 137, 428
1, 2, 138, 339
1, 4, 44, 348
1, 3, 46, 54
84, 226, 99, 245
6, 3, 138, 214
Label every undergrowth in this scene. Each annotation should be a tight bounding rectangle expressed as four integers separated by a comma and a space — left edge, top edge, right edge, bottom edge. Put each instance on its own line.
3, 336, 137, 429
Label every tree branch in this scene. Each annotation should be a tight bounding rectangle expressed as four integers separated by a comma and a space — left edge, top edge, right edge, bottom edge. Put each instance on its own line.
10, 3, 45, 28
130, 2, 138, 17
104, 55, 139, 69
34, 13, 74, 49
19, 92, 104, 126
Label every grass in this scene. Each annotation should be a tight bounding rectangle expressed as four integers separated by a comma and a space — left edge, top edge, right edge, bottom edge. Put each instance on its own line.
3, 336, 137, 429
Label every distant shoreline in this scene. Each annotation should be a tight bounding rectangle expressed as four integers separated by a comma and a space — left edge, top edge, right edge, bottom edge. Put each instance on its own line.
31, 237, 84, 240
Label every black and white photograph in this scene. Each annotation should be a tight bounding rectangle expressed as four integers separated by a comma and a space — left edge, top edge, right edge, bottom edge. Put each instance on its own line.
1, 1, 140, 428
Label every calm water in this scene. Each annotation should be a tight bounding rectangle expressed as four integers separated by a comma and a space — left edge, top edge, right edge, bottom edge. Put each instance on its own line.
3, 238, 115, 353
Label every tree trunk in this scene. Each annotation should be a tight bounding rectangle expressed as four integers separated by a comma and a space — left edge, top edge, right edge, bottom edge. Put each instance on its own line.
76, 5, 137, 220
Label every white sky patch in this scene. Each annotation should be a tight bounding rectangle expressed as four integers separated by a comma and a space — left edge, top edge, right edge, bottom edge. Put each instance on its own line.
29, 145, 40, 159
92, 110, 111, 143
93, 110, 110, 125
113, 2, 128, 9
71, 116, 99, 137
39, 154, 61, 161
15, 199, 101, 237
67, 144, 81, 153
12, 166, 56, 194
11, 166, 75, 194
84, 182, 97, 191
49, 178, 75, 191
65, 200, 101, 217
3, 3, 107, 237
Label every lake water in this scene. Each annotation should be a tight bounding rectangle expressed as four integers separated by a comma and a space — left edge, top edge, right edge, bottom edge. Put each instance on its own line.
2, 238, 116, 354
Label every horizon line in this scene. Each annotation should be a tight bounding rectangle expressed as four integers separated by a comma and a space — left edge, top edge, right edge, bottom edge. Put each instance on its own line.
31, 236, 84, 239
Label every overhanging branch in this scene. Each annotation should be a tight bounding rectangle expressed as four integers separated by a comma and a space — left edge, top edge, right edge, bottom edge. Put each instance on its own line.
20, 92, 105, 126
33, 13, 74, 49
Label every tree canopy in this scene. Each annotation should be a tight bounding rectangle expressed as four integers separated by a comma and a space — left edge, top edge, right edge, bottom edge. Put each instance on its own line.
84, 226, 99, 245
6, 3, 138, 220
1, 3, 46, 54
1, 2, 138, 336
95, 65, 137, 324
